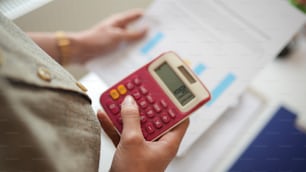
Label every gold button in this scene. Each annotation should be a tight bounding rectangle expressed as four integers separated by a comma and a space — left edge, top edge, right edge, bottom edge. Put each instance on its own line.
117, 84, 127, 95
37, 66, 52, 82
110, 89, 120, 100
76, 82, 88, 92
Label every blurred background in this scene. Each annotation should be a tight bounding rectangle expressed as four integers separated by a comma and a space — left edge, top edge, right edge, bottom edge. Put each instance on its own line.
8, 0, 152, 79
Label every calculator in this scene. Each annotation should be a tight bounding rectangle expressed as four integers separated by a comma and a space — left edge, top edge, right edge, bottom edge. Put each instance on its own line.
100, 51, 211, 141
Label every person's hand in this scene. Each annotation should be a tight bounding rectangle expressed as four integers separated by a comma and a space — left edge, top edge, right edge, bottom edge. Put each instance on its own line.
28, 9, 147, 65
97, 95, 189, 172
72, 9, 147, 64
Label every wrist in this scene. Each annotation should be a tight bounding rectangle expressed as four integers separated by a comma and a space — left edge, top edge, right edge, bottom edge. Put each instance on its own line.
55, 31, 85, 65
55, 31, 70, 65
66, 32, 85, 64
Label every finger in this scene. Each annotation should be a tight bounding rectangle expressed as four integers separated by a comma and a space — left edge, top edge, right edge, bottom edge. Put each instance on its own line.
97, 109, 120, 146
120, 27, 148, 41
159, 118, 190, 148
120, 95, 143, 143
112, 9, 144, 27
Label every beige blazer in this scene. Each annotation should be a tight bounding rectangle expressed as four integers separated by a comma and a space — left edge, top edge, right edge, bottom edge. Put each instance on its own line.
0, 13, 100, 171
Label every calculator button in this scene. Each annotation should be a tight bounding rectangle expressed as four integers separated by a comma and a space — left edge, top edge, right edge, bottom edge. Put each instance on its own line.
160, 99, 168, 108
145, 123, 155, 134
153, 103, 162, 113
142, 128, 148, 138
138, 99, 148, 109
139, 86, 148, 95
110, 89, 120, 100
117, 116, 122, 124
132, 91, 142, 100
126, 82, 135, 90
145, 109, 155, 118
106, 100, 114, 106
161, 113, 171, 123
146, 95, 155, 104
168, 109, 176, 118
117, 84, 127, 95
153, 118, 163, 129
133, 77, 141, 85
140, 113, 147, 124
108, 103, 120, 114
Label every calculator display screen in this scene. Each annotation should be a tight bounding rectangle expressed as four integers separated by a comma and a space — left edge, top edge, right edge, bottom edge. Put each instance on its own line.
155, 62, 195, 106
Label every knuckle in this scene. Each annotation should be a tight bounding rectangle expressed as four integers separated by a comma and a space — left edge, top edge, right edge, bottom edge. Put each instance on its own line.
122, 131, 143, 145
121, 107, 139, 117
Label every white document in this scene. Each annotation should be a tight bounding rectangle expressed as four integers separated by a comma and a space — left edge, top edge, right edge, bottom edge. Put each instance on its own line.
167, 88, 270, 172
87, 0, 306, 156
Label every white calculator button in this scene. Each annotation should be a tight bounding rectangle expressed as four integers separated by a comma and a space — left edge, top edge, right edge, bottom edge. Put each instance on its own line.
160, 99, 168, 108
142, 128, 148, 138
161, 113, 170, 123
132, 91, 142, 100
153, 103, 162, 113
133, 77, 141, 85
126, 82, 134, 90
146, 95, 155, 104
153, 118, 163, 129
139, 86, 148, 95
138, 99, 148, 109
117, 116, 122, 124
146, 109, 155, 118
145, 123, 155, 134
140, 113, 147, 123
168, 109, 176, 118
106, 101, 120, 114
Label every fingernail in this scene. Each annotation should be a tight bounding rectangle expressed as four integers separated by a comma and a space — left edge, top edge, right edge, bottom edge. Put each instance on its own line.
97, 109, 103, 118
121, 95, 137, 108
97, 109, 103, 114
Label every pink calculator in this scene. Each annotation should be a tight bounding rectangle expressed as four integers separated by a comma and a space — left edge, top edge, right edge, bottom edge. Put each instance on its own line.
100, 51, 211, 141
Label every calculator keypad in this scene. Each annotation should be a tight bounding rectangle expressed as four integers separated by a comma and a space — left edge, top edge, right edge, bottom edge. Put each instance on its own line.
104, 76, 178, 141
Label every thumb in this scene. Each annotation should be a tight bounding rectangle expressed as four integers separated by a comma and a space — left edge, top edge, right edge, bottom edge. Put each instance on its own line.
120, 95, 143, 140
